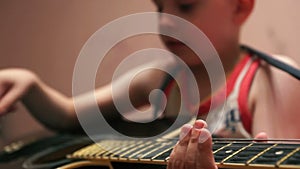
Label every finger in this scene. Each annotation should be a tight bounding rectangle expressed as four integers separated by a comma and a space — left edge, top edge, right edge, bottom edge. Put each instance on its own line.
0, 85, 5, 98
0, 86, 22, 115
179, 124, 193, 141
183, 120, 207, 168
193, 119, 207, 129
196, 128, 217, 169
168, 124, 192, 169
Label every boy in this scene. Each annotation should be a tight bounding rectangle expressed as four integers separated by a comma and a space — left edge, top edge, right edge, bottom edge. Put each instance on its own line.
154, 0, 300, 168
0, 0, 299, 168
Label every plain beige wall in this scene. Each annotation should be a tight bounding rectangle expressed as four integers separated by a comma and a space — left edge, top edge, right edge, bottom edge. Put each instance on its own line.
241, 0, 300, 59
0, 0, 299, 147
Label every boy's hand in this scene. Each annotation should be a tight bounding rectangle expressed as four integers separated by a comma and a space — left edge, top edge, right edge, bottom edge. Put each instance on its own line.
167, 120, 268, 169
0, 68, 38, 115
167, 120, 217, 169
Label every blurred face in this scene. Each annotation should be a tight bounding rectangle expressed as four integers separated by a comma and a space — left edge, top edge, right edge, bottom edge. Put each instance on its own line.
153, 0, 239, 67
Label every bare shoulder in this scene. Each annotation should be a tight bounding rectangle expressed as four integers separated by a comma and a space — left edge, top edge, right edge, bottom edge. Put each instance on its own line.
250, 54, 300, 137
250, 55, 300, 107
251, 54, 299, 97
259, 54, 299, 87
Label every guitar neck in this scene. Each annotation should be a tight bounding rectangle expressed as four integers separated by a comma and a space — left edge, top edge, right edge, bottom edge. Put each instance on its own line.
67, 138, 300, 169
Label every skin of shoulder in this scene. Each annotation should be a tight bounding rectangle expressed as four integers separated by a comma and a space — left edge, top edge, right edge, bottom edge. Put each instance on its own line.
249, 54, 300, 138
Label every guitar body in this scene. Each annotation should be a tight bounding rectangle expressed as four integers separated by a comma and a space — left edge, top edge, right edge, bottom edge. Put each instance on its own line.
0, 134, 93, 169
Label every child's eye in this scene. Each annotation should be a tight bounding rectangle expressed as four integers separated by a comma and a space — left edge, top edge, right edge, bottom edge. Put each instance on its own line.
157, 6, 163, 13
179, 3, 194, 12
153, 0, 163, 12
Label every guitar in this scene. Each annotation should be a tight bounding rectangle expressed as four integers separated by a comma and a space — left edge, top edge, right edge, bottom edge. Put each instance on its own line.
0, 134, 94, 169
56, 137, 300, 169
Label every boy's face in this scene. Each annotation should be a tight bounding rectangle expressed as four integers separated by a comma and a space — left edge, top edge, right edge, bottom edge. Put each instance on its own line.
152, 0, 240, 66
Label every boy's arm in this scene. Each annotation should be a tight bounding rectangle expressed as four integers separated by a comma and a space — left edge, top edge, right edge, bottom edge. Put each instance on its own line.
0, 68, 79, 132
0, 67, 166, 133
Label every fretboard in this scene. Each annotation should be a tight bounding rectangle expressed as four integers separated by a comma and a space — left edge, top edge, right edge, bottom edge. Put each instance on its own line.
68, 139, 300, 169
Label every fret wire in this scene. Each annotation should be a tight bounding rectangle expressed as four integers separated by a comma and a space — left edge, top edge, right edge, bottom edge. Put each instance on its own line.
246, 143, 278, 165
74, 141, 132, 158
101, 140, 135, 158
118, 141, 153, 158
87, 141, 122, 157
138, 141, 173, 159
276, 147, 300, 167
93, 149, 107, 157
101, 146, 123, 157
73, 148, 86, 157
151, 147, 174, 160
101, 141, 134, 157
75, 144, 102, 157
76, 144, 96, 155
85, 144, 105, 156
213, 142, 233, 154
93, 144, 109, 156
99, 142, 123, 158
94, 142, 117, 157
87, 145, 107, 157
127, 142, 161, 159
221, 143, 254, 164
109, 141, 144, 158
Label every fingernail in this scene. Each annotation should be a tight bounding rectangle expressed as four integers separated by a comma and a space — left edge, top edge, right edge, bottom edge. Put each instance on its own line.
198, 128, 211, 143
194, 119, 207, 129
179, 124, 192, 141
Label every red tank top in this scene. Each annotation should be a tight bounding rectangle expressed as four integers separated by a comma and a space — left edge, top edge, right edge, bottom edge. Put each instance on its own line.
162, 54, 260, 138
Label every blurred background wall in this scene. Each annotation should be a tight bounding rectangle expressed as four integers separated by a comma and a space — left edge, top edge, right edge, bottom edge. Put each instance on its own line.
241, 0, 300, 58
0, 0, 299, 147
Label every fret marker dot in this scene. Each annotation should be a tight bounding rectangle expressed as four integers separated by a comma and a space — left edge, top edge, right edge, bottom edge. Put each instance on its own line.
275, 150, 284, 155
225, 150, 233, 154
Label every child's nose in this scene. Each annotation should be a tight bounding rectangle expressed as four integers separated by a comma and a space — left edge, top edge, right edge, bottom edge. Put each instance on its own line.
158, 14, 177, 32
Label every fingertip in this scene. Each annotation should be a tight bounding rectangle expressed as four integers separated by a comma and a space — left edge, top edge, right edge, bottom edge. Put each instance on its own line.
198, 128, 212, 143
0, 103, 17, 115
193, 119, 207, 129
179, 124, 193, 141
